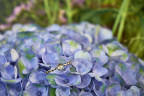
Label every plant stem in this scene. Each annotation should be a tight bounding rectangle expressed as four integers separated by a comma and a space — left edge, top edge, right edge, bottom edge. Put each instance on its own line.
44, 0, 52, 25
112, 0, 126, 35
66, 0, 72, 24
117, 0, 130, 41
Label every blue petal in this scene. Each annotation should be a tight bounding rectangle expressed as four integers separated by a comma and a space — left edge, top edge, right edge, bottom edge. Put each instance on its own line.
0, 81, 7, 96
115, 63, 137, 85
46, 43, 63, 55
106, 83, 121, 96
74, 50, 91, 60
76, 74, 91, 88
91, 48, 109, 65
1, 63, 15, 80
79, 91, 93, 96
42, 52, 59, 68
5, 49, 19, 62
23, 84, 48, 96
56, 87, 70, 96
62, 40, 82, 56
93, 64, 108, 77
7, 83, 22, 96
98, 28, 113, 42
55, 73, 81, 87
72, 59, 93, 75
29, 71, 49, 85
0, 55, 7, 66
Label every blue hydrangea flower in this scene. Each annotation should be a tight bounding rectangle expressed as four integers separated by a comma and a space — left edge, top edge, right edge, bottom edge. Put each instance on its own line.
7, 83, 22, 96
79, 91, 93, 96
91, 48, 109, 65
74, 50, 91, 60
72, 59, 93, 75
20, 53, 39, 74
76, 74, 91, 88
122, 86, 140, 96
70, 88, 80, 96
93, 79, 107, 96
23, 84, 48, 96
29, 71, 49, 85
0, 62, 21, 83
0, 81, 7, 96
55, 73, 81, 87
0, 55, 7, 66
42, 52, 59, 68
45, 43, 63, 55
31, 38, 45, 58
56, 87, 70, 96
5, 48, 19, 62
115, 63, 137, 85
98, 28, 113, 42
106, 83, 121, 96
62, 40, 82, 56
92, 63, 108, 77
0, 22, 144, 95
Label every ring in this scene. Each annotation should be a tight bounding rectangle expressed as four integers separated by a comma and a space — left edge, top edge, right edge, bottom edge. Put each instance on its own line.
46, 61, 72, 74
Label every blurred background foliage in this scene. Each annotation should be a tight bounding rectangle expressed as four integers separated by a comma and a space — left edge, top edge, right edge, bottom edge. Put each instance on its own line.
0, 0, 144, 59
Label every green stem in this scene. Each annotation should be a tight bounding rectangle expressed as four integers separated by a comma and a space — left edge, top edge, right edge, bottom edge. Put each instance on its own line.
44, 0, 52, 25
66, 0, 72, 24
117, 0, 130, 41
112, 0, 126, 35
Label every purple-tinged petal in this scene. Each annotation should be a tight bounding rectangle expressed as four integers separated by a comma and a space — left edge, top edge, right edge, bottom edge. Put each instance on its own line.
79, 91, 93, 96
55, 73, 81, 87
76, 74, 91, 88
56, 87, 70, 96
5, 48, 19, 62
72, 59, 93, 75
29, 71, 49, 85
23, 84, 48, 96
98, 28, 113, 42
106, 83, 121, 96
74, 50, 91, 60
46, 43, 63, 55
1, 62, 15, 80
91, 48, 109, 65
93, 64, 108, 77
7, 83, 22, 96
0, 55, 7, 66
0, 81, 7, 96
62, 40, 82, 56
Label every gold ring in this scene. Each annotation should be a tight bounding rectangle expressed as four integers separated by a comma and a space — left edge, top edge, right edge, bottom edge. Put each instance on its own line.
46, 61, 72, 74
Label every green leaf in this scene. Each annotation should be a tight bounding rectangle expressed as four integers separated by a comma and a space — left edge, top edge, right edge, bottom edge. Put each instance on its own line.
80, 8, 117, 21
17, 31, 35, 38
17, 59, 26, 78
46, 74, 57, 86
49, 87, 56, 96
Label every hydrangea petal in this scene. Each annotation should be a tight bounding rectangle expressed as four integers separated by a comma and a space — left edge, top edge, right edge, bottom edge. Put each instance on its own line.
5, 49, 19, 62
74, 50, 91, 60
91, 48, 109, 65
23, 84, 48, 96
72, 59, 93, 75
0, 81, 7, 96
7, 83, 22, 96
56, 87, 70, 96
62, 40, 82, 56
29, 71, 48, 85
55, 73, 81, 87
76, 74, 91, 88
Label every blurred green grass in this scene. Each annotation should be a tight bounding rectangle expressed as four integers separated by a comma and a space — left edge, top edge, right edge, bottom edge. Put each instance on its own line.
0, 0, 144, 59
